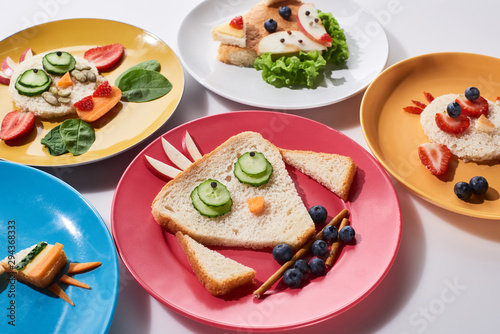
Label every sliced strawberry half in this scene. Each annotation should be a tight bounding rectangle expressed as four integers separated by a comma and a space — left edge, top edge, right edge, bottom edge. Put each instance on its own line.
84, 43, 124, 72
423, 91, 434, 103
93, 81, 112, 97
412, 100, 427, 109
229, 16, 244, 29
403, 106, 424, 114
435, 112, 470, 134
74, 96, 94, 111
455, 95, 488, 118
418, 142, 452, 176
0, 110, 35, 141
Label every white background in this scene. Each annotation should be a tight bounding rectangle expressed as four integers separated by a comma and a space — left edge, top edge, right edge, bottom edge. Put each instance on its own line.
2, 0, 500, 333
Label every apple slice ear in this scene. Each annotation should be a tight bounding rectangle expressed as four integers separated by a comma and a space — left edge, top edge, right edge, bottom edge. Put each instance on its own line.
0, 71, 10, 85
1, 56, 17, 77
144, 155, 181, 181
161, 137, 193, 170
19, 48, 34, 63
296, 3, 332, 47
184, 131, 203, 161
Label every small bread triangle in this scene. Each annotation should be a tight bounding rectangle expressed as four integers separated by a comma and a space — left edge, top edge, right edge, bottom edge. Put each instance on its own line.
176, 232, 256, 296
279, 149, 357, 201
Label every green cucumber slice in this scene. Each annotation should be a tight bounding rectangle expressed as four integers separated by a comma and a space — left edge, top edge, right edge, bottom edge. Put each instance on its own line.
42, 54, 76, 75
45, 51, 74, 66
17, 68, 50, 88
238, 151, 268, 175
15, 74, 52, 96
234, 160, 273, 186
197, 179, 231, 207
191, 186, 232, 217
14, 242, 48, 271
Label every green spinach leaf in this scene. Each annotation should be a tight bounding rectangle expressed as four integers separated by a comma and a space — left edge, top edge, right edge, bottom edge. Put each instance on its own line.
41, 125, 69, 156
117, 68, 172, 102
114, 59, 161, 87
59, 119, 95, 156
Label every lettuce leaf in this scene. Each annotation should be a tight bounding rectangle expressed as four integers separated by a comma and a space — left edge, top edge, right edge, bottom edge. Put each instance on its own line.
254, 10, 349, 88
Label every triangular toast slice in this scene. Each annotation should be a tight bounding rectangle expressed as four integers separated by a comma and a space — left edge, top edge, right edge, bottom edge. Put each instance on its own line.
279, 149, 357, 201
152, 132, 315, 250
176, 232, 256, 296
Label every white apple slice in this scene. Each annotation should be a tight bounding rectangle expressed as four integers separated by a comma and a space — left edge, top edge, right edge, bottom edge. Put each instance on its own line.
297, 3, 333, 47
184, 131, 203, 161
257, 30, 326, 56
0, 71, 10, 85
1, 56, 16, 77
161, 137, 193, 170
19, 48, 34, 63
144, 155, 181, 181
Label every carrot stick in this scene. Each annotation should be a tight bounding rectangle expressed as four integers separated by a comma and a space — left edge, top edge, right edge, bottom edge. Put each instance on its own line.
59, 274, 90, 289
67, 261, 101, 274
48, 283, 74, 306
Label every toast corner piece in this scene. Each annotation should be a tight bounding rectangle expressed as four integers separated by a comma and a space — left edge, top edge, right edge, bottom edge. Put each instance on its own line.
279, 148, 357, 201
176, 232, 256, 296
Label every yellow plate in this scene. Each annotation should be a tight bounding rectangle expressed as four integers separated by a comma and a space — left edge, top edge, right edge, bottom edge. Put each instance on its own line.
0, 19, 184, 166
361, 52, 500, 219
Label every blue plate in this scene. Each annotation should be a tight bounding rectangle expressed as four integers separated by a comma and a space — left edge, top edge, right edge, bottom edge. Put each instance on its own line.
0, 161, 119, 334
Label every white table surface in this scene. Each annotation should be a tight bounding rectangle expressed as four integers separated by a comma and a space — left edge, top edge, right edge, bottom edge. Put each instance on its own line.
2, 1, 500, 333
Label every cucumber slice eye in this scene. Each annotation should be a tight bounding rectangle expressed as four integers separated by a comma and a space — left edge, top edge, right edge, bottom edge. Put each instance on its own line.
42, 52, 76, 75
234, 160, 273, 187
15, 69, 52, 96
191, 184, 232, 217
238, 151, 268, 175
45, 51, 73, 66
197, 179, 231, 207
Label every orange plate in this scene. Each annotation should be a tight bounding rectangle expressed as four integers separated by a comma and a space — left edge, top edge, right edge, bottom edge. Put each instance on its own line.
0, 19, 184, 166
361, 52, 500, 219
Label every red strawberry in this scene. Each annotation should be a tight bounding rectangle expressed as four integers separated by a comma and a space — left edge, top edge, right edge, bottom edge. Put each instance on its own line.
455, 95, 488, 118
435, 112, 470, 134
403, 106, 424, 114
412, 100, 427, 109
0, 110, 35, 141
84, 43, 124, 72
418, 143, 452, 176
93, 81, 112, 97
319, 33, 333, 46
423, 91, 434, 103
229, 16, 244, 29
74, 96, 94, 111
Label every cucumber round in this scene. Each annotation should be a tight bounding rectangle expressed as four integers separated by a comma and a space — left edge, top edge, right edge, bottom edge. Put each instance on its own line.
17, 68, 50, 88
197, 179, 231, 207
42, 53, 76, 75
234, 160, 273, 186
238, 151, 268, 175
191, 186, 232, 217
15, 72, 52, 96
45, 51, 74, 66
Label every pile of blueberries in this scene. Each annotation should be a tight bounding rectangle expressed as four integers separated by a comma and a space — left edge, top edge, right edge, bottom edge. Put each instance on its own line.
454, 176, 489, 200
272, 205, 356, 289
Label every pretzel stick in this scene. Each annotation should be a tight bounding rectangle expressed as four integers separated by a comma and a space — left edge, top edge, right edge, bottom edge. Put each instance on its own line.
325, 217, 349, 267
253, 208, 349, 298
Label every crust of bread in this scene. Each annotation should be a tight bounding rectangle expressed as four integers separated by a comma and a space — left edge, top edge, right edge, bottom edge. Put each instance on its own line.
176, 232, 256, 296
279, 149, 357, 200
152, 131, 315, 250
1, 248, 67, 288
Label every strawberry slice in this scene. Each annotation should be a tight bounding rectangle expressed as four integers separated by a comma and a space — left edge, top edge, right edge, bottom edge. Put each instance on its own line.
74, 96, 94, 111
412, 100, 427, 109
93, 81, 112, 97
319, 33, 333, 46
455, 95, 488, 118
0, 110, 35, 141
403, 106, 423, 114
418, 143, 452, 176
84, 43, 124, 72
229, 16, 244, 29
423, 91, 434, 103
435, 112, 470, 134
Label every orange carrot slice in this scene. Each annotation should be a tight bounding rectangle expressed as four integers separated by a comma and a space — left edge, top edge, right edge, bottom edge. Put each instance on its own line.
67, 261, 101, 274
48, 283, 74, 306
247, 196, 265, 214
59, 275, 90, 289
56, 72, 73, 87
76, 86, 121, 122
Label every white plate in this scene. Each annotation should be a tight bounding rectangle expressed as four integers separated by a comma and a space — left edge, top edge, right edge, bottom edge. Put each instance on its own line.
178, 0, 388, 109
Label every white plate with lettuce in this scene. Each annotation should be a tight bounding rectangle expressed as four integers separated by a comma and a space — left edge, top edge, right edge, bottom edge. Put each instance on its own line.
178, 0, 388, 110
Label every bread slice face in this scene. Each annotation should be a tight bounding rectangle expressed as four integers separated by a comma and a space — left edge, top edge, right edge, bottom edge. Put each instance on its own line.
152, 131, 315, 250
176, 232, 256, 296
279, 149, 357, 201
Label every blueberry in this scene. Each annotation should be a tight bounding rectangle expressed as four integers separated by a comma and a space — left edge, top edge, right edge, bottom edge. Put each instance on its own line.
311, 239, 328, 257
469, 176, 488, 195
446, 102, 462, 118
309, 257, 326, 276
264, 19, 277, 33
272, 243, 293, 264
308, 205, 327, 224
283, 268, 303, 288
279, 6, 292, 19
293, 259, 310, 274
323, 225, 338, 242
465, 87, 480, 101
339, 226, 355, 243
454, 181, 473, 200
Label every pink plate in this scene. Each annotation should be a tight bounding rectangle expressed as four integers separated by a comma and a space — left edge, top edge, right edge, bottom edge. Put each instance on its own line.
111, 111, 401, 332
